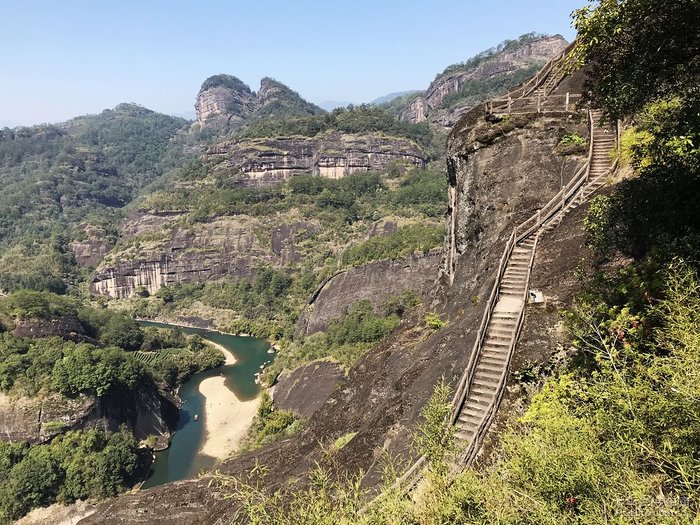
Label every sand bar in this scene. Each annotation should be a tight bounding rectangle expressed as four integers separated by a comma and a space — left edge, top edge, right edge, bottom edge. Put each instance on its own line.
197, 339, 260, 459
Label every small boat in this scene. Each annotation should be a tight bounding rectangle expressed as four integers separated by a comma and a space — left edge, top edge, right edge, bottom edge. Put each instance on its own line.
194, 414, 199, 421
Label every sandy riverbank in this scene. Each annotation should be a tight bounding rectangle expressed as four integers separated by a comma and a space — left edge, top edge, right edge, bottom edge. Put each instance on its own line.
197, 339, 260, 459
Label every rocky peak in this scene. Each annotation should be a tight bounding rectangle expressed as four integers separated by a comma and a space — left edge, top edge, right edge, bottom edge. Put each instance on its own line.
194, 74, 255, 125
253, 77, 323, 117
195, 74, 322, 126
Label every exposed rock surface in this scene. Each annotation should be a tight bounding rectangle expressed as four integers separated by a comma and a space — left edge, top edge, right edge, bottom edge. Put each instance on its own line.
399, 35, 568, 127
296, 249, 442, 336
0, 393, 98, 443
203, 132, 427, 186
11, 314, 90, 342
194, 75, 322, 127
194, 75, 255, 125
91, 215, 318, 298
272, 360, 345, 418
71, 237, 113, 268
0, 386, 178, 446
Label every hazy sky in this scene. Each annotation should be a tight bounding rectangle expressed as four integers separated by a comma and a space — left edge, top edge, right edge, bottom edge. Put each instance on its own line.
0, 0, 583, 126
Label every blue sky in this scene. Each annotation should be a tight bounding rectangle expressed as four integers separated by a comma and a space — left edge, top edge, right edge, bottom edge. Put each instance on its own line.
0, 0, 584, 126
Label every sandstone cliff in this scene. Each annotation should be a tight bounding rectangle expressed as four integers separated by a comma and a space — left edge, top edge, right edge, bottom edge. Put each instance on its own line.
295, 249, 441, 336
203, 132, 427, 186
0, 386, 178, 447
194, 75, 322, 127
90, 213, 318, 298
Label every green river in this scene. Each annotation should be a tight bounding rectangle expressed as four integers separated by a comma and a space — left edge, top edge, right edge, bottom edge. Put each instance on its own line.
138, 321, 272, 488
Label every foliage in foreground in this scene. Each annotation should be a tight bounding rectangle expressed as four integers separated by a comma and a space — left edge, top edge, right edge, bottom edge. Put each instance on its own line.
0, 428, 140, 524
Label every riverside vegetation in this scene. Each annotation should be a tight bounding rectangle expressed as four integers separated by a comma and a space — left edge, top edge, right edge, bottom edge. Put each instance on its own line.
0, 291, 226, 523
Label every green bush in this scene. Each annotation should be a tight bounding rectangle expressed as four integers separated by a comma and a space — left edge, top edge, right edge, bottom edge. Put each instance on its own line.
342, 224, 443, 267
0, 428, 140, 523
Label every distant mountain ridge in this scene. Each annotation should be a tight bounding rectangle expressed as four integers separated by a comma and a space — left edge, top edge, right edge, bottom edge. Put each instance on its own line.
370, 90, 421, 105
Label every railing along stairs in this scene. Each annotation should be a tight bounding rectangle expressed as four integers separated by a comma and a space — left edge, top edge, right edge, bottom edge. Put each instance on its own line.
388, 108, 617, 493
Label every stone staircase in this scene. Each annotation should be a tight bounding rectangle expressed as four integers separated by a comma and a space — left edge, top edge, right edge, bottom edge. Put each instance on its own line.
450, 108, 617, 463
544, 109, 617, 232
453, 236, 536, 444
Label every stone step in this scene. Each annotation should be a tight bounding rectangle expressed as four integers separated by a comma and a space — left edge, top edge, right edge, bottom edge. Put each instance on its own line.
474, 360, 506, 374
487, 326, 513, 335
458, 412, 483, 426
455, 429, 474, 442
481, 351, 509, 364
466, 391, 494, 404
490, 318, 517, 326
475, 366, 504, 379
501, 281, 525, 288
470, 384, 498, 397
460, 406, 485, 419
486, 333, 512, 343
482, 349, 510, 361
472, 376, 499, 389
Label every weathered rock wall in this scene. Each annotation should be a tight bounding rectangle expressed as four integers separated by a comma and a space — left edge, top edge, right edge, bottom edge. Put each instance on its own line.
272, 360, 344, 418
91, 215, 318, 298
203, 132, 427, 187
439, 111, 588, 313
399, 35, 568, 126
0, 386, 178, 446
295, 249, 442, 336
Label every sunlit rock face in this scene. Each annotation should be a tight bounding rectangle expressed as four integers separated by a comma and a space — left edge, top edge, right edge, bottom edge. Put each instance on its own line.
203, 132, 428, 186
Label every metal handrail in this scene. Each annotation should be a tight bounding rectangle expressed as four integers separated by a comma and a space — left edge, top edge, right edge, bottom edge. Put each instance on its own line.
461, 232, 539, 464
449, 109, 594, 450
486, 93, 583, 115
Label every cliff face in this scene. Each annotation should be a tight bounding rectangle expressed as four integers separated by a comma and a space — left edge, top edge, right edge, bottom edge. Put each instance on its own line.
194, 76, 255, 125
195, 75, 322, 127
91, 214, 318, 298
399, 35, 568, 127
203, 132, 427, 186
0, 386, 178, 447
440, 110, 588, 309
295, 249, 441, 336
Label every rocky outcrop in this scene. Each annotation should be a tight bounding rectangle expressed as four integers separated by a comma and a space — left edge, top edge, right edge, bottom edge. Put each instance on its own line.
194, 75, 255, 125
0, 386, 178, 447
295, 249, 441, 336
272, 360, 344, 418
11, 314, 91, 342
204, 132, 427, 186
71, 238, 112, 268
91, 215, 319, 298
399, 35, 568, 127
195, 75, 322, 127
0, 393, 98, 443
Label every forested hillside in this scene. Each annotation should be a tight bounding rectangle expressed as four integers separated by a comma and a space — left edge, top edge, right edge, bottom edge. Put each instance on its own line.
0, 104, 189, 293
